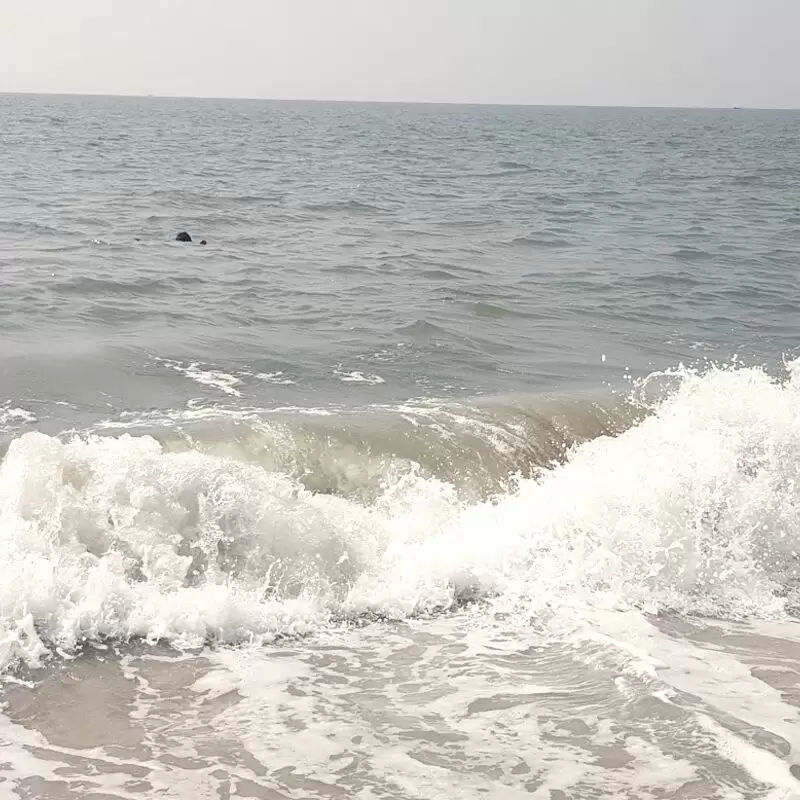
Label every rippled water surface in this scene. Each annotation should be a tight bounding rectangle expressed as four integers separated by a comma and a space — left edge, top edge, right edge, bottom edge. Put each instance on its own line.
0, 95, 799, 799
1, 96, 799, 422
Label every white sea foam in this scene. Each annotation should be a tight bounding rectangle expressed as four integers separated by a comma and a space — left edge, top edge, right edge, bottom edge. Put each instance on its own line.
335, 369, 386, 385
0, 360, 799, 673
254, 371, 296, 385
0, 405, 37, 432
158, 358, 243, 397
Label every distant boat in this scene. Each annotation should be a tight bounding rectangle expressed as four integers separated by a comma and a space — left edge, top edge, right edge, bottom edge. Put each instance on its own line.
733, 106, 742, 110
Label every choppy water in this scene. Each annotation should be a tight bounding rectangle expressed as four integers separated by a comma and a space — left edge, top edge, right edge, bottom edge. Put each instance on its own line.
1, 94, 800, 799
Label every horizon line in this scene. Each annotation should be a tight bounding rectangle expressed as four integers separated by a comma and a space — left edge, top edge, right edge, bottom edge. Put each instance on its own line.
0, 90, 797, 112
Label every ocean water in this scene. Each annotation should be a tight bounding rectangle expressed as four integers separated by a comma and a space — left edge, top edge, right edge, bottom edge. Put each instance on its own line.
0, 93, 799, 799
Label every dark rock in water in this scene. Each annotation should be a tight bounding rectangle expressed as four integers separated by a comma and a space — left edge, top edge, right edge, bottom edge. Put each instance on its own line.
175, 232, 192, 242
200, 239, 207, 246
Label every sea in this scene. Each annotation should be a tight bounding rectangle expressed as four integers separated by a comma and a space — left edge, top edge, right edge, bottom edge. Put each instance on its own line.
0, 93, 799, 799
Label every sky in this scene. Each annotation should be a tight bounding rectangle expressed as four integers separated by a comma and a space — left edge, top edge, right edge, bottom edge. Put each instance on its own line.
2, 0, 799, 108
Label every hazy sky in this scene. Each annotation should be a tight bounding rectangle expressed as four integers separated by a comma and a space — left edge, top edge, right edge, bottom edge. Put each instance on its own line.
2, 0, 799, 107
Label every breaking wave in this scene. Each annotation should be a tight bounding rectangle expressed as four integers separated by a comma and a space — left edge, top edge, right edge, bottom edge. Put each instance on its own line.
0, 360, 799, 672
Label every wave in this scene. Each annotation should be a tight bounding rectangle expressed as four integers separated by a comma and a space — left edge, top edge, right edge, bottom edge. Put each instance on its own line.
497, 161, 533, 171
472, 301, 530, 319
253, 371, 295, 386
302, 200, 387, 214
511, 234, 576, 249
393, 319, 455, 339
0, 405, 37, 434
334, 369, 385, 385
157, 358, 243, 397
96, 393, 630, 499
1, 361, 799, 673
469, 169, 537, 179
670, 247, 712, 262
56, 276, 175, 296
419, 268, 460, 281
420, 162, 537, 180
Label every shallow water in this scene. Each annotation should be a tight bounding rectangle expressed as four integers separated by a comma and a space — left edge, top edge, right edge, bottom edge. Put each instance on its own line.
3, 615, 800, 799
0, 95, 799, 798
